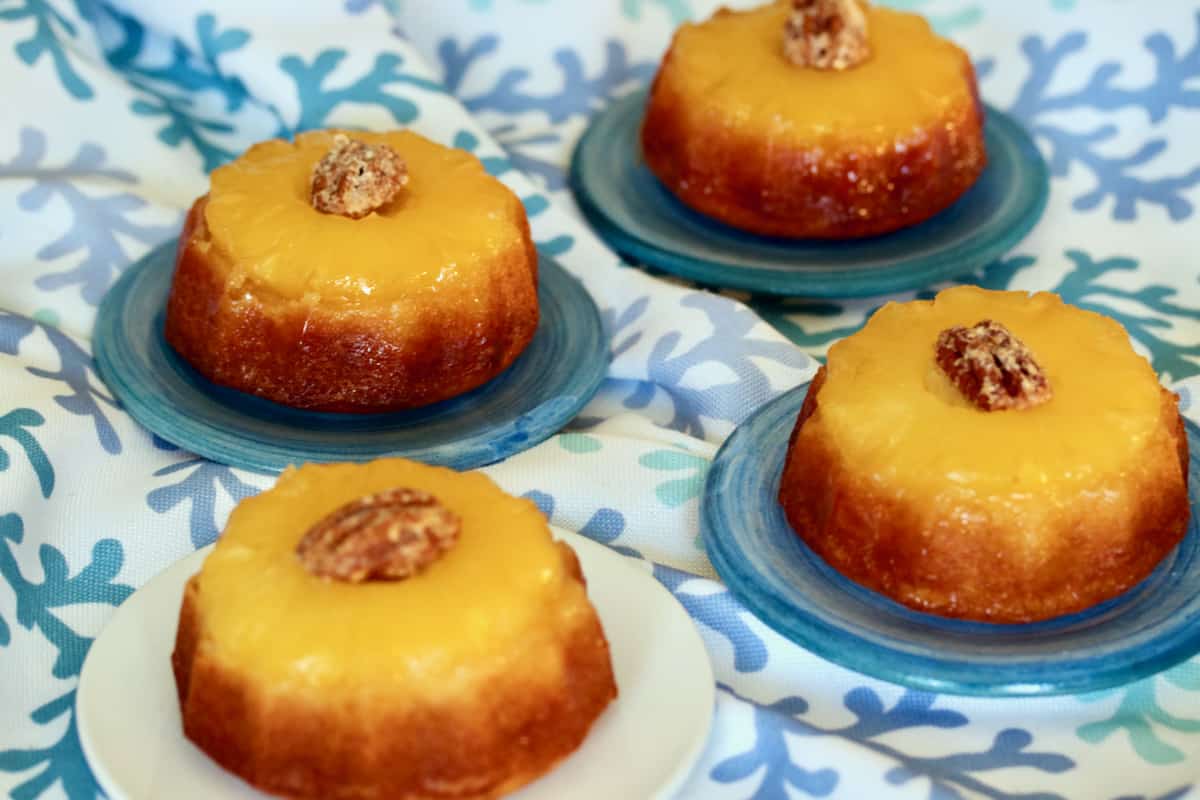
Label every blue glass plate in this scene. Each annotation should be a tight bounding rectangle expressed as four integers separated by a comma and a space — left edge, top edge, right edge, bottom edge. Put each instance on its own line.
93, 241, 608, 474
703, 383, 1200, 696
571, 89, 1049, 298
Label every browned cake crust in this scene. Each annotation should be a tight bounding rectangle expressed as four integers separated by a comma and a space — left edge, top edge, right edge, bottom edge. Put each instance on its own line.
172, 541, 617, 800
640, 16, 988, 239
778, 368, 1191, 622
163, 197, 539, 413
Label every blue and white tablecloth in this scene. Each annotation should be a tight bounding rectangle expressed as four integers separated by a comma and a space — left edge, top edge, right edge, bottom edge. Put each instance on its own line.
2, 1, 1199, 797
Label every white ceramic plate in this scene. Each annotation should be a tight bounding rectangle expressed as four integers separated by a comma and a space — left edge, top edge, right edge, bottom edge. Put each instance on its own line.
77, 527, 715, 800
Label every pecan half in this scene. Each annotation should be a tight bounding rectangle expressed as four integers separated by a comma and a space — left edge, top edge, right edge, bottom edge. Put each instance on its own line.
783, 0, 870, 70
309, 133, 408, 219
935, 320, 1052, 411
296, 488, 460, 582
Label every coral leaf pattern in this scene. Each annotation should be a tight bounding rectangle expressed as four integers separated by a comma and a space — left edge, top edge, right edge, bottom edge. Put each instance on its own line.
2, 0, 93, 99
638, 448, 708, 508
620, 0, 694, 25
558, 432, 602, 453
1007, 19, 1200, 221
1050, 250, 1200, 381
0, 691, 99, 800
146, 459, 260, 548
520, 488, 641, 557
709, 690, 839, 798
0, 515, 133, 678
443, 37, 654, 123
438, 35, 653, 189
86, 6, 253, 172
1, 128, 175, 305
713, 683, 1074, 799
1076, 663, 1200, 765
653, 565, 768, 673
0, 514, 133, 799
100, 11, 250, 112
639, 293, 810, 437
603, 294, 648, 360
127, 91, 236, 172
748, 297, 875, 354
0, 311, 123, 453
280, 50, 438, 133
0, 408, 54, 498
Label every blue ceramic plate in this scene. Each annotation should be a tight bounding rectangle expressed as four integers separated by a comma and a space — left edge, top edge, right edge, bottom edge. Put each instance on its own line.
571, 89, 1049, 298
703, 383, 1200, 696
94, 241, 608, 474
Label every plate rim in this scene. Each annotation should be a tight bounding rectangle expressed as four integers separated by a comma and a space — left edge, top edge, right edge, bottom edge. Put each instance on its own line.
76, 526, 716, 800
92, 240, 609, 474
569, 88, 1050, 299
702, 382, 1200, 697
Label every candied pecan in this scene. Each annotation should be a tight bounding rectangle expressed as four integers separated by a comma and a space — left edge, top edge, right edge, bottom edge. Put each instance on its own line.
935, 320, 1052, 411
296, 487, 460, 582
783, 0, 870, 70
309, 133, 408, 219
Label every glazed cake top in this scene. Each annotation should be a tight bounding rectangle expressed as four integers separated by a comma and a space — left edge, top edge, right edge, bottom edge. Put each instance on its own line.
203, 130, 527, 307
815, 286, 1169, 501
668, 2, 976, 141
193, 459, 592, 699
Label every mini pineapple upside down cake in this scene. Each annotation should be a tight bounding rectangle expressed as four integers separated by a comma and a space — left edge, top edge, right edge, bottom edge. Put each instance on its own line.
641, 0, 987, 239
173, 458, 617, 799
164, 129, 539, 413
778, 286, 1190, 623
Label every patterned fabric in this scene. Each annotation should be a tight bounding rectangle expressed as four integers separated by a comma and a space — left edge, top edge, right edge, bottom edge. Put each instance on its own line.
1, 1, 1198, 798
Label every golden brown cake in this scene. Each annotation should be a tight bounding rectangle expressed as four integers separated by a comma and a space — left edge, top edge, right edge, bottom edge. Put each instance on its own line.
641, 0, 987, 239
172, 459, 617, 799
165, 129, 538, 413
779, 286, 1190, 623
